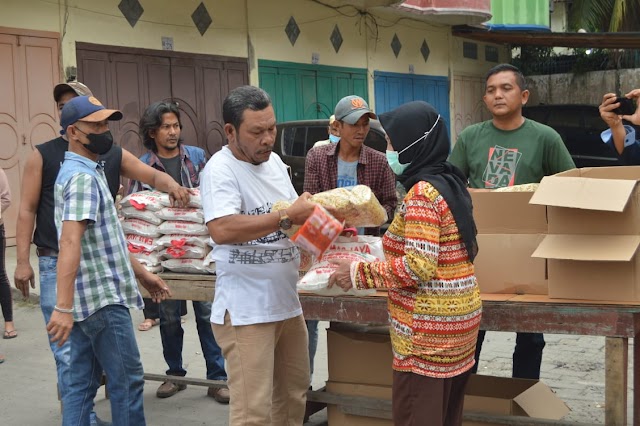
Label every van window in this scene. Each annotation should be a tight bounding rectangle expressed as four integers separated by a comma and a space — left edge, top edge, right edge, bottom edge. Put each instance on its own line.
282, 125, 329, 158
282, 127, 307, 157
307, 126, 329, 151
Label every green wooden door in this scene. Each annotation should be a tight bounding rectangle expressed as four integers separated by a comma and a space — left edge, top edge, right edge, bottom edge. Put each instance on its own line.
259, 60, 369, 122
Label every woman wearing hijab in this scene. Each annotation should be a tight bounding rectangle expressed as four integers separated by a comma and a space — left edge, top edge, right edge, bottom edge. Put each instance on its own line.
330, 101, 482, 426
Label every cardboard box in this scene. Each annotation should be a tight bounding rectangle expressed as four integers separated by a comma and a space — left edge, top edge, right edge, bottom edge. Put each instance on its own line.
327, 328, 393, 386
530, 167, 640, 301
474, 234, 547, 294
530, 167, 640, 235
324, 375, 569, 426
464, 375, 569, 424
326, 381, 392, 426
533, 234, 640, 301
471, 191, 547, 234
470, 191, 548, 295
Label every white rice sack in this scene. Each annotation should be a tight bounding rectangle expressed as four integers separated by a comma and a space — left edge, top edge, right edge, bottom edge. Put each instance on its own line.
297, 250, 377, 297
121, 218, 162, 238
156, 207, 204, 224
158, 220, 209, 236
130, 249, 161, 266
159, 244, 210, 260
159, 187, 203, 209
143, 264, 163, 273
120, 190, 168, 212
126, 234, 160, 252
121, 207, 164, 225
162, 258, 215, 274
204, 252, 215, 269
157, 234, 210, 249
327, 236, 385, 260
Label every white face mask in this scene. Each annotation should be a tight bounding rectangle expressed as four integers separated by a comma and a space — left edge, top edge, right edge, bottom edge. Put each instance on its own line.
385, 115, 441, 174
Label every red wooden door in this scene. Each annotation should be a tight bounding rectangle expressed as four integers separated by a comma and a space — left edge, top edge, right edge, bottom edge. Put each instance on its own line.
76, 43, 248, 160
0, 29, 60, 244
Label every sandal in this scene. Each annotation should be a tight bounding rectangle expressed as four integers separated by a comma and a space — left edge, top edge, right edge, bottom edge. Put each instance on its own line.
138, 318, 159, 331
3, 330, 17, 339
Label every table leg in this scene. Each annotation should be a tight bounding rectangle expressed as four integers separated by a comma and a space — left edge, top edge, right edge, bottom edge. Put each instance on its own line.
634, 325, 640, 425
605, 337, 628, 426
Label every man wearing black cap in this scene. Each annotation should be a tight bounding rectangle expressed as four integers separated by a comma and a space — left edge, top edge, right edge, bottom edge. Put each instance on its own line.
303, 95, 396, 388
14, 82, 189, 425
46, 95, 171, 425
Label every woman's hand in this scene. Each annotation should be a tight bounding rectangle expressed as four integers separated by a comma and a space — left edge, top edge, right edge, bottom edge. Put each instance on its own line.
328, 259, 354, 292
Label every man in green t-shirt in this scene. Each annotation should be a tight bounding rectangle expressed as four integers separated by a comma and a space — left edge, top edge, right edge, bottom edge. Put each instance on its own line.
449, 63, 575, 380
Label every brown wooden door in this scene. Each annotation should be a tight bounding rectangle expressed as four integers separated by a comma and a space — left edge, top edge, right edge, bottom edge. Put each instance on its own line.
0, 30, 60, 244
76, 43, 248, 161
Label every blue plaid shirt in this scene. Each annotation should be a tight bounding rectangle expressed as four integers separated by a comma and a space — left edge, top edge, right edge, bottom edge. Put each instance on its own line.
55, 152, 143, 321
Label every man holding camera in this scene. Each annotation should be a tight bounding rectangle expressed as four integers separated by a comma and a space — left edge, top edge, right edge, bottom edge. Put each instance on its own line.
599, 90, 640, 164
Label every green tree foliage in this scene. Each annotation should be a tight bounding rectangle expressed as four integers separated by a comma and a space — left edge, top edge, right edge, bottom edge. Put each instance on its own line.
568, 0, 640, 32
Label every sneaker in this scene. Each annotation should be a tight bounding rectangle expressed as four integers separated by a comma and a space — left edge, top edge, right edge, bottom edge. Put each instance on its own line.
90, 412, 112, 426
156, 380, 187, 398
207, 386, 230, 404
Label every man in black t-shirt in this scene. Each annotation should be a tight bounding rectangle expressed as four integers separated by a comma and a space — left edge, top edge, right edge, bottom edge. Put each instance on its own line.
14, 81, 190, 426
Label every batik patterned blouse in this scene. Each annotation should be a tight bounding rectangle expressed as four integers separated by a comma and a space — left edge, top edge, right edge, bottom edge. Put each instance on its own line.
351, 181, 482, 378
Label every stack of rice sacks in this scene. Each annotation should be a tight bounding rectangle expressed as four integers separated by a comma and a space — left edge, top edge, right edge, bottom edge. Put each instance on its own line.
120, 189, 215, 274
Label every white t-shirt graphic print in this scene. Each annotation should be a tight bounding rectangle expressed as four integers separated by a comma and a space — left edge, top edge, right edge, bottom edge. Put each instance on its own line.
201, 147, 301, 326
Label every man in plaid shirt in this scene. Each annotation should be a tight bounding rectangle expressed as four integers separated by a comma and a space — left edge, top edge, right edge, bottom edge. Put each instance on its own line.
303, 95, 397, 391
47, 95, 172, 425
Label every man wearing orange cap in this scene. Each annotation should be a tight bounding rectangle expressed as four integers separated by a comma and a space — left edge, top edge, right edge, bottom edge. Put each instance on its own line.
14, 82, 190, 425
46, 95, 172, 425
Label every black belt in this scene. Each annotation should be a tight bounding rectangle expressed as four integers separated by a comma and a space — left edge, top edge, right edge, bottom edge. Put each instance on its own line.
36, 247, 59, 257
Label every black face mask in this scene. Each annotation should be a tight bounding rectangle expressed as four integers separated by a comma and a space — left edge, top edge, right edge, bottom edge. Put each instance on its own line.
76, 129, 114, 155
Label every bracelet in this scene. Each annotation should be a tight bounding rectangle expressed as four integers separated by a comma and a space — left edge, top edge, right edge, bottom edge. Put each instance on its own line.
54, 305, 74, 314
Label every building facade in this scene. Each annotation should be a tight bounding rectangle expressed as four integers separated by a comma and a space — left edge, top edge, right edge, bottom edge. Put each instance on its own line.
0, 0, 508, 243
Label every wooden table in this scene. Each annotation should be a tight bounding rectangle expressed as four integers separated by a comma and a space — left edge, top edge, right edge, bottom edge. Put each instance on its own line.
143, 274, 640, 426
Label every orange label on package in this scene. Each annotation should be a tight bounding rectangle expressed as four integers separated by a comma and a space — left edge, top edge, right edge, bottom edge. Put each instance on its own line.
291, 205, 344, 258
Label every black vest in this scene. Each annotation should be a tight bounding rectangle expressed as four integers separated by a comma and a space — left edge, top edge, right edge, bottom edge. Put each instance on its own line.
34, 138, 122, 250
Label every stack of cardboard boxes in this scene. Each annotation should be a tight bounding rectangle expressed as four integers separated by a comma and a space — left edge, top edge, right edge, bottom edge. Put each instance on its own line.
471, 166, 640, 302
531, 166, 640, 302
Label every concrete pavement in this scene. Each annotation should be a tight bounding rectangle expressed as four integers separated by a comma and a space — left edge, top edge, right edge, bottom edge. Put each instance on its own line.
0, 246, 633, 424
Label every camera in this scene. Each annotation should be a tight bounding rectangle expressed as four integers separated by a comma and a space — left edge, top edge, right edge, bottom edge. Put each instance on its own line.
613, 97, 636, 115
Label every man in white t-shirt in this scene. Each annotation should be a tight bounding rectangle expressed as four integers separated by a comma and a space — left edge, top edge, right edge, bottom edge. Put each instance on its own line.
201, 85, 317, 426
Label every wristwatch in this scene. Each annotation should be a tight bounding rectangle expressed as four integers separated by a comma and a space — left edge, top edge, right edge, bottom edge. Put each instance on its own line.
278, 210, 292, 231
